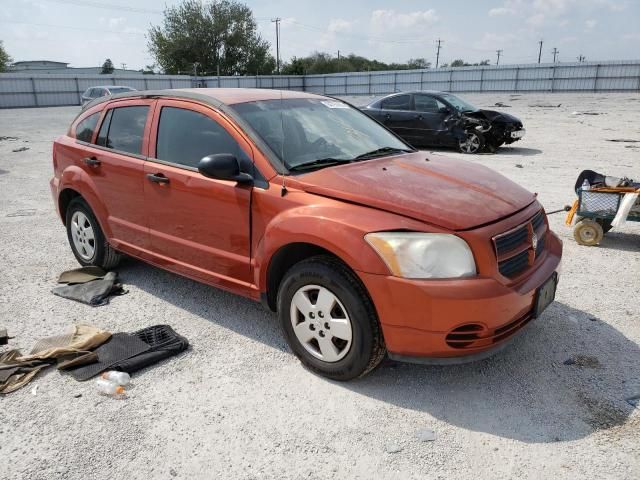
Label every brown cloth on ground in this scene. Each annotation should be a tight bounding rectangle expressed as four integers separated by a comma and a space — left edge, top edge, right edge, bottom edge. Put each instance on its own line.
0, 325, 111, 394
57, 266, 107, 284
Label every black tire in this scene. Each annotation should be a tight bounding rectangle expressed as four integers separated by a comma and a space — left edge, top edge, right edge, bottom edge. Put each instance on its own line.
65, 197, 121, 269
277, 255, 386, 381
458, 130, 485, 154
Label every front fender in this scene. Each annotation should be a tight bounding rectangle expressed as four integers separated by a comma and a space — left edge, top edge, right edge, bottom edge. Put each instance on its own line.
58, 165, 112, 238
254, 202, 429, 290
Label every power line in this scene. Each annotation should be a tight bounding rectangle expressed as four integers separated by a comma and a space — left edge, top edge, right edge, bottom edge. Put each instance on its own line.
496, 49, 503, 65
41, 0, 162, 14
435, 39, 443, 68
538, 40, 543, 63
0, 19, 145, 36
271, 18, 281, 74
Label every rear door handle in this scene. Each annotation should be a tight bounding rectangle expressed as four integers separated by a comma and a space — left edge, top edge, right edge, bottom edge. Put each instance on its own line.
83, 156, 101, 166
146, 173, 170, 185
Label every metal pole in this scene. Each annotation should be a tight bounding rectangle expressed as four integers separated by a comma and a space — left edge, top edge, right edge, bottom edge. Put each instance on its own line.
271, 18, 281, 74
435, 39, 442, 68
30, 77, 38, 107
74, 77, 80, 105
538, 40, 543, 63
514, 66, 520, 92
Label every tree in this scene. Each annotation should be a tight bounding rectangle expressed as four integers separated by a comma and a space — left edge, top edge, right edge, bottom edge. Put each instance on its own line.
406, 58, 431, 69
450, 59, 468, 67
101, 58, 115, 74
142, 64, 157, 75
0, 41, 12, 73
148, 0, 275, 76
281, 52, 431, 75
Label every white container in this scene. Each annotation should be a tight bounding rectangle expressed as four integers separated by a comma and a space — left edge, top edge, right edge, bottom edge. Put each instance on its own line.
96, 378, 125, 396
100, 371, 131, 386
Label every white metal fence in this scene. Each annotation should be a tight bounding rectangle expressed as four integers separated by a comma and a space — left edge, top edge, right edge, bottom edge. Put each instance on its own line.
1, 61, 639, 108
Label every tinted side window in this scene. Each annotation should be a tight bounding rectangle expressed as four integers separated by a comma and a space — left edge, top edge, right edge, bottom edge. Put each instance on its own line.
96, 109, 113, 147
382, 95, 411, 111
85, 88, 94, 98
100, 106, 148, 154
75, 112, 100, 142
413, 95, 444, 113
156, 107, 244, 168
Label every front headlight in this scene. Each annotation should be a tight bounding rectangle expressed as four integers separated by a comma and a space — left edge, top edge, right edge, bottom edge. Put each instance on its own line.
364, 232, 476, 279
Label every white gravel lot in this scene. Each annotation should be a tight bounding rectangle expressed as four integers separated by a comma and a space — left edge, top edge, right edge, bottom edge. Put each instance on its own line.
0, 93, 639, 480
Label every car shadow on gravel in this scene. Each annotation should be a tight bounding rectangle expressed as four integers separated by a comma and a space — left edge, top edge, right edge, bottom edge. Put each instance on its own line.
419, 146, 543, 156
117, 261, 637, 443
342, 301, 639, 443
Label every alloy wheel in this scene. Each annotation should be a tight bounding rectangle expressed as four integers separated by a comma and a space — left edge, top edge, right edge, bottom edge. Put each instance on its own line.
459, 132, 482, 153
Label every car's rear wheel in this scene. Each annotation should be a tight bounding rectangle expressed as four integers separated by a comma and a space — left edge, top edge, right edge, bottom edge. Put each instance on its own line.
458, 130, 485, 154
277, 255, 385, 381
66, 197, 121, 269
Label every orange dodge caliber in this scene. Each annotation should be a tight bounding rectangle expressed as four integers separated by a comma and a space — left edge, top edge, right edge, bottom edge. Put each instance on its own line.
51, 88, 561, 380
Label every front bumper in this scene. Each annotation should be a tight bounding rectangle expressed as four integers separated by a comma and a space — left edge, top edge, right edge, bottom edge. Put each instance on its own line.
357, 231, 561, 361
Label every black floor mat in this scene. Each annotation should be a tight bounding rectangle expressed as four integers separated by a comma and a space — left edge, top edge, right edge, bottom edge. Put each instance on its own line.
67, 333, 150, 381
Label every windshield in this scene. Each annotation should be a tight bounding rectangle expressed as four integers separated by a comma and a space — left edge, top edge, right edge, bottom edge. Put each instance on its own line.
109, 87, 136, 94
231, 98, 411, 170
440, 93, 478, 113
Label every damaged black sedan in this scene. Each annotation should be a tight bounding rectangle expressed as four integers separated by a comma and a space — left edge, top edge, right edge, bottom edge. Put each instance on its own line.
361, 91, 525, 154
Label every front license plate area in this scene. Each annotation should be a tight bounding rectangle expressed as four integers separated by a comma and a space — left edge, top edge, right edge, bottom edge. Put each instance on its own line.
533, 272, 557, 318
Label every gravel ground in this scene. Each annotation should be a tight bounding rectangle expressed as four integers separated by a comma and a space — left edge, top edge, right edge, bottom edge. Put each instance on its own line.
0, 93, 639, 480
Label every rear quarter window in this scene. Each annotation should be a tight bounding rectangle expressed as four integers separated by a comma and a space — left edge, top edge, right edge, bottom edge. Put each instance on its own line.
96, 106, 149, 155
75, 112, 100, 142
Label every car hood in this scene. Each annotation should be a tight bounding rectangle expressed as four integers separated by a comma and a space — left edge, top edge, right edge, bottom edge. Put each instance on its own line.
294, 152, 536, 231
469, 109, 522, 124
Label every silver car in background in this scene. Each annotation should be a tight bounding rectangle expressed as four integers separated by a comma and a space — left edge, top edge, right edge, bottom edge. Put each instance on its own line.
80, 85, 137, 106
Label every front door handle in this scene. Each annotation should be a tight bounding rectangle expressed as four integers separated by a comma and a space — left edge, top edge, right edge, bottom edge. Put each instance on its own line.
83, 156, 101, 166
146, 173, 170, 185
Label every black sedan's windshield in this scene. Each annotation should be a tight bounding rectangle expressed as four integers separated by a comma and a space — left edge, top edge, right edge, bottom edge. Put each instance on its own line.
440, 93, 478, 113
231, 98, 411, 170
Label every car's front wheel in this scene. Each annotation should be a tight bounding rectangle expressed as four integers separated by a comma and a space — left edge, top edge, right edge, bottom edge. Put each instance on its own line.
277, 255, 385, 380
66, 197, 121, 269
458, 130, 485, 154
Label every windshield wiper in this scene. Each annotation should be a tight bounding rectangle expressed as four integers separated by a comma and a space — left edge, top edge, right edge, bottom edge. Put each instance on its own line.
355, 146, 413, 160
288, 157, 353, 172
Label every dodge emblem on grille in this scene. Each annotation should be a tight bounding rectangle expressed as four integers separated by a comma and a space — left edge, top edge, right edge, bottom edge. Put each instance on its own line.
531, 232, 538, 254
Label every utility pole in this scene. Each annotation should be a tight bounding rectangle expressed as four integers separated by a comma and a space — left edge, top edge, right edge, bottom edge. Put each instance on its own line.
537, 40, 543, 63
496, 49, 502, 65
337, 50, 340, 60
552, 48, 559, 63
121, 63, 127, 70
577, 54, 586, 62
435, 38, 443, 68
271, 17, 281, 74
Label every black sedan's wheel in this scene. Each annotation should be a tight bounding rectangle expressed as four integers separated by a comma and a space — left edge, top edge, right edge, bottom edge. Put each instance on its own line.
458, 130, 485, 154
66, 197, 121, 269
277, 255, 385, 381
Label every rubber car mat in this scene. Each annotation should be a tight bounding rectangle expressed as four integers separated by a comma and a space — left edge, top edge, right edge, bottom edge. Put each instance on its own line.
57, 266, 107, 284
66, 333, 150, 381
111, 325, 189, 374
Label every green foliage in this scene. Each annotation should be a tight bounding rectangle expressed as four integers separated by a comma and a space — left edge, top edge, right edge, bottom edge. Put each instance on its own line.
281, 52, 431, 75
101, 58, 115, 74
0, 41, 13, 73
450, 58, 491, 68
148, 0, 275, 75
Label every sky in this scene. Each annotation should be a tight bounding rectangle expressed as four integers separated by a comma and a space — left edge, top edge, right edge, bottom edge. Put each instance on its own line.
1, 0, 639, 70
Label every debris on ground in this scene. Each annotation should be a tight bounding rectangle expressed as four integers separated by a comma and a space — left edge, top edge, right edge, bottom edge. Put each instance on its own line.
529, 103, 561, 108
515, 164, 524, 168
31, 384, 38, 395
563, 355, 600, 368
385, 443, 403, 454
494, 102, 511, 107
571, 111, 602, 115
0, 136, 18, 142
6, 209, 36, 217
415, 429, 437, 442
52, 267, 127, 306
626, 395, 640, 408
606, 139, 640, 143
12, 146, 30, 152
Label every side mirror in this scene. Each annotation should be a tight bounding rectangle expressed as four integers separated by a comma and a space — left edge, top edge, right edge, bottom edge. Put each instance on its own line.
198, 154, 253, 184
